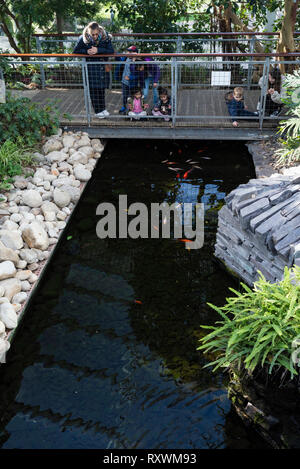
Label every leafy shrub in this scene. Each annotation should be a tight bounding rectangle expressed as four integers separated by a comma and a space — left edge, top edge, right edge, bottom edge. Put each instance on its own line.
198, 267, 300, 379
0, 94, 59, 146
275, 69, 300, 167
0, 138, 34, 191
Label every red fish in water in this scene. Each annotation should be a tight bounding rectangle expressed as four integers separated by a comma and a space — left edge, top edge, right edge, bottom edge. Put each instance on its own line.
183, 169, 193, 179
176, 173, 180, 178
135, 300, 143, 304
178, 238, 193, 243
167, 161, 177, 165
197, 149, 205, 153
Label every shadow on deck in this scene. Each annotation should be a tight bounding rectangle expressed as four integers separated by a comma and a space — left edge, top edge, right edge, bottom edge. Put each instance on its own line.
13, 88, 279, 140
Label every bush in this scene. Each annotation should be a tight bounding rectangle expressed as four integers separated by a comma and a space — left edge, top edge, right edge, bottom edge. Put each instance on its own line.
0, 138, 34, 191
0, 94, 59, 146
198, 267, 300, 379
275, 69, 300, 167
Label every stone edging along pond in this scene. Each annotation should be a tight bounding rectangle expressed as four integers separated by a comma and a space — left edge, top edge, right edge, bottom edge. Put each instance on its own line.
0, 129, 106, 362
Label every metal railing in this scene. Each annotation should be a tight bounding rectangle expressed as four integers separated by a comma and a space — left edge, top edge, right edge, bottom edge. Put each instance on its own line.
33, 32, 300, 55
0, 52, 299, 129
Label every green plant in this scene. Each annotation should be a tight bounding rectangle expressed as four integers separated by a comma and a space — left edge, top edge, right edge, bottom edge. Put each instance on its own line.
0, 94, 60, 146
198, 266, 300, 379
0, 138, 35, 191
275, 69, 300, 167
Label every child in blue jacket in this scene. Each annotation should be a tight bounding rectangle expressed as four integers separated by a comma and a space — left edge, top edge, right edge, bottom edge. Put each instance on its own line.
225, 87, 258, 127
119, 45, 144, 114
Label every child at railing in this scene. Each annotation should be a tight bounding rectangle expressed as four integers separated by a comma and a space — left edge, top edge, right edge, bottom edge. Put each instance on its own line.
152, 87, 172, 121
119, 45, 145, 115
258, 68, 286, 117
127, 88, 149, 120
225, 87, 258, 127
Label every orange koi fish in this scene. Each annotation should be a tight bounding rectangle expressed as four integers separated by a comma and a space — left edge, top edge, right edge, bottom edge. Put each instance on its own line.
135, 300, 143, 304
176, 173, 180, 178
178, 238, 193, 243
183, 169, 193, 179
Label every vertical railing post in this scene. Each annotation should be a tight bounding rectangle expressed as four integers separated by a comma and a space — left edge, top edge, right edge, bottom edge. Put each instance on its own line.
171, 57, 177, 128
36, 36, 46, 89
247, 36, 256, 90
82, 58, 91, 125
259, 57, 270, 130
176, 36, 183, 90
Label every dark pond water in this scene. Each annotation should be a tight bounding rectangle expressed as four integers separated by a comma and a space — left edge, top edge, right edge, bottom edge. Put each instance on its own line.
0, 139, 267, 449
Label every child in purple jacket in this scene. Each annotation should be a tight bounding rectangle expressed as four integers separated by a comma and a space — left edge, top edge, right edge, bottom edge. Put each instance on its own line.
142, 57, 161, 106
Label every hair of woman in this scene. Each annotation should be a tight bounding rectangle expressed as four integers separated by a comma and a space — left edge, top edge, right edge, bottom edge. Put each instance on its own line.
82, 22, 109, 44
269, 68, 281, 92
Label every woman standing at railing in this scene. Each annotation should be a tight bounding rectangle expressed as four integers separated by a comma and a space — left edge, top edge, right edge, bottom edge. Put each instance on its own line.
73, 22, 114, 119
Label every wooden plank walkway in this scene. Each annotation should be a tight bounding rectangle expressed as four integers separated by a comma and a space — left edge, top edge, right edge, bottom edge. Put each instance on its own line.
14, 87, 279, 138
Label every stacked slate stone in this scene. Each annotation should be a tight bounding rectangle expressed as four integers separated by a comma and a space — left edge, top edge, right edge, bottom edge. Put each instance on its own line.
215, 174, 300, 286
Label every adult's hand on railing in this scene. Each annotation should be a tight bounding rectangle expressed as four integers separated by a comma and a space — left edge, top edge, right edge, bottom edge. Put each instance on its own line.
87, 47, 98, 55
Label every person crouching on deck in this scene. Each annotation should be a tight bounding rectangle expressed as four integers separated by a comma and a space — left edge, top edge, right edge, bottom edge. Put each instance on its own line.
225, 87, 258, 127
73, 21, 114, 119
152, 87, 172, 121
127, 88, 149, 120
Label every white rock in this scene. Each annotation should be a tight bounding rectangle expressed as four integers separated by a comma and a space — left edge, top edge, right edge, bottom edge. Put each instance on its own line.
21, 280, 31, 292
68, 151, 89, 165
22, 190, 43, 208
15, 270, 31, 281
0, 338, 10, 359
0, 240, 20, 264
10, 213, 23, 223
12, 303, 22, 313
0, 278, 21, 302
53, 188, 71, 208
0, 302, 18, 329
0, 230, 23, 250
57, 211, 67, 221
46, 150, 68, 164
43, 138, 63, 154
8, 206, 19, 214
23, 212, 35, 223
19, 249, 38, 264
0, 261, 16, 280
77, 146, 94, 158
62, 135, 76, 148
22, 222, 49, 251
43, 181, 51, 191
28, 263, 39, 271
0, 286, 4, 297
16, 260, 27, 269
74, 164, 92, 182
59, 185, 80, 203
18, 206, 30, 213
12, 288, 27, 303
28, 273, 38, 283
0, 298, 9, 304
75, 136, 91, 148
0, 320, 5, 335
12, 292, 28, 304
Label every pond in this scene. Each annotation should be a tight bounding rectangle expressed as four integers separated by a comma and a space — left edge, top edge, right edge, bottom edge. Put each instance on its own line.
0, 139, 267, 449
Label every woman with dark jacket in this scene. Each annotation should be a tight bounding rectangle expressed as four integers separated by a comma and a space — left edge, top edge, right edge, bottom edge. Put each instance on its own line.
73, 22, 114, 118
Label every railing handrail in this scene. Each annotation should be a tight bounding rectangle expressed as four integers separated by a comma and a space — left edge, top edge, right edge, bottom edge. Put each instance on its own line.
1, 52, 300, 58
32, 32, 300, 37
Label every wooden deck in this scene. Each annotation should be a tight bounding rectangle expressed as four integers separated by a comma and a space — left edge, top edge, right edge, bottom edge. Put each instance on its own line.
14, 87, 278, 140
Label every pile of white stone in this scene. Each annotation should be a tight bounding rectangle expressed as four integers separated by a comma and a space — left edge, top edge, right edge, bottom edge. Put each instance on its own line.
0, 129, 104, 360
215, 171, 300, 286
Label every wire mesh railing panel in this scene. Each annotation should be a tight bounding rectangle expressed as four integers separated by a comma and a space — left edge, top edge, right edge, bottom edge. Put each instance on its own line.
2, 60, 88, 122
1, 54, 299, 128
